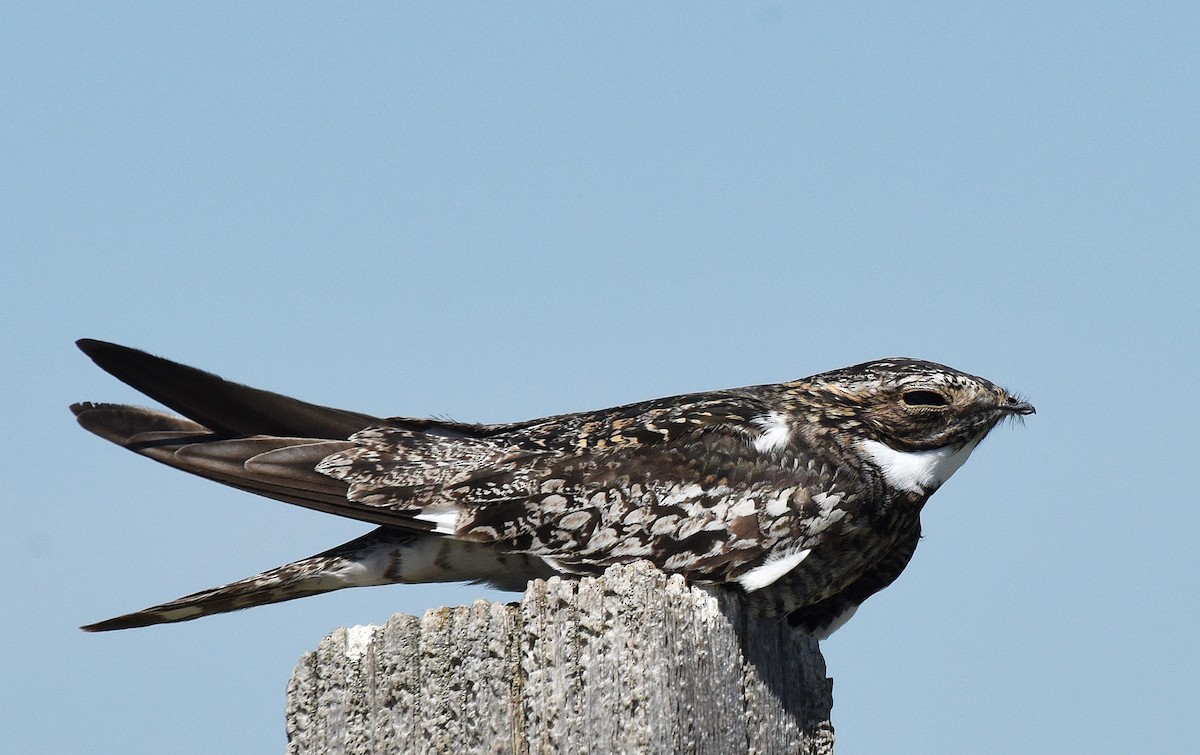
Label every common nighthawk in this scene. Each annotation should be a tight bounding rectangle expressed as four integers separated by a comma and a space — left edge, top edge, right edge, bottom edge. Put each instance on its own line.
72, 340, 1032, 635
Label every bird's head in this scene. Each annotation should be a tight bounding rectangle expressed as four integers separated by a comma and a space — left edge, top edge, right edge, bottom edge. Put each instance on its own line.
792, 358, 1035, 453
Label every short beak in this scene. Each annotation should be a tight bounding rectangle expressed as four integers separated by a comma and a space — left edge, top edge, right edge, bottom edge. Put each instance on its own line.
1004, 398, 1036, 416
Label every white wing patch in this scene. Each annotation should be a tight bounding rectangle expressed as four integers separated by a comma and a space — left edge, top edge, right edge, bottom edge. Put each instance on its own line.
414, 505, 462, 535
752, 412, 791, 454
737, 548, 811, 592
856, 437, 981, 494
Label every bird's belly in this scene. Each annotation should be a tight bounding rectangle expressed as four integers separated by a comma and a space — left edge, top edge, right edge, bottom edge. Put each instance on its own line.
744, 510, 919, 614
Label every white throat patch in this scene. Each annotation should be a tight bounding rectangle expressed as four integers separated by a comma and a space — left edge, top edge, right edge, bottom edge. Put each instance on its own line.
857, 437, 981, 494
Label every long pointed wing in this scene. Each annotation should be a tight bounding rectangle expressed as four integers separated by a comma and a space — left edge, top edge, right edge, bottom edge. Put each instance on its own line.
73, 340, 824, 588
76, 339, 379, 438
72, 341, 499, 530
73, 341, 786, 545
81, 527, 557, 631
319, 391, 832, 583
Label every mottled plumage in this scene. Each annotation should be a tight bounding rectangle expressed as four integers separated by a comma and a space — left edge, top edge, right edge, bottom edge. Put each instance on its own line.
72, 340, 1032, 634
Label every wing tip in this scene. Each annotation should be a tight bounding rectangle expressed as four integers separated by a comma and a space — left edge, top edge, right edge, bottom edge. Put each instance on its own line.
76, 338, 123, 361
80, 614, 154, 633
81, 601, 211, 632
76, 339, 169, 385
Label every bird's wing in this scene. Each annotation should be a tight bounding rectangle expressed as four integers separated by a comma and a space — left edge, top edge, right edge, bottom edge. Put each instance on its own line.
73, 340, 503, 530
73, 341, 778, 531
321, 390, 771, 502
75, 338, 379, 438
320, 391, 834, 581
74, 340, 828, 583
80, 527, 413, 632
81, 526, 557, 632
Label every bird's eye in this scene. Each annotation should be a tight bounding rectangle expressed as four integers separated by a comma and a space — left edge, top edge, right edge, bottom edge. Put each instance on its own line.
902, 390, 948, 408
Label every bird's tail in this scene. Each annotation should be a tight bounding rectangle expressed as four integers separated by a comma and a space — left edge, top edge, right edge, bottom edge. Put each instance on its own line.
71, 340, 435, 530
72, 339, 555, 631
82, 527, 554, 631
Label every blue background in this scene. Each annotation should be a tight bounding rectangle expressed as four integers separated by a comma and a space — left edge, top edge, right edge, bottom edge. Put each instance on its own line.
3, 4, 1196, 752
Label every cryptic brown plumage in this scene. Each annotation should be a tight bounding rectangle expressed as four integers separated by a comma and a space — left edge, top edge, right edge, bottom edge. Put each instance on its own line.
72, 340, 1032, 634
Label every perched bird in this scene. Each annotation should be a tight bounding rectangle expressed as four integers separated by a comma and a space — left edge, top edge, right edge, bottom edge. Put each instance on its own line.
72, 340, 1032, 635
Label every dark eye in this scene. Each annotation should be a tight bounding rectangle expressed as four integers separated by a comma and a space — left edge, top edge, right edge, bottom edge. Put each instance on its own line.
902, 390, 948, 408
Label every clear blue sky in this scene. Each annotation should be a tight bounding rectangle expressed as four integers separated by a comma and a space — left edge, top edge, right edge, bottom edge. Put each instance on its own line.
3, 4, 1196, 753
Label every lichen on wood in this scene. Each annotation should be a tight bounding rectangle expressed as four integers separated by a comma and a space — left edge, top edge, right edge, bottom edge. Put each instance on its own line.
286, 561, 834, 754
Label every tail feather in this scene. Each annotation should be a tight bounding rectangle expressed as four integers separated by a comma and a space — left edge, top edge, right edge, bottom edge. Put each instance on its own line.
71, 341, 518, 530
71, 402, 415, 527
71, 339, 559, 631
72, 402, 435, 529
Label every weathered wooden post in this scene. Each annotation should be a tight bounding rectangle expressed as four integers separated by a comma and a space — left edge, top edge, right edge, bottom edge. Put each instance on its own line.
286, 561, 835, 754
